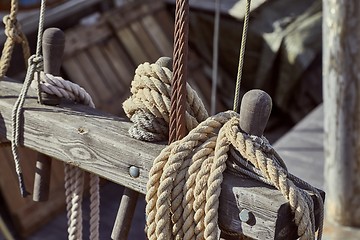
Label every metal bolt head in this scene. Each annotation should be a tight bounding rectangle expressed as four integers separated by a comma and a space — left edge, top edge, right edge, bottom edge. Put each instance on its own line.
239, 209, 251, 223
129, 166, 140, 178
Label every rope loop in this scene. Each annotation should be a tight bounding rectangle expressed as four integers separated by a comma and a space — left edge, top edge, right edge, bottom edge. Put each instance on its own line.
3, 15, 23, 43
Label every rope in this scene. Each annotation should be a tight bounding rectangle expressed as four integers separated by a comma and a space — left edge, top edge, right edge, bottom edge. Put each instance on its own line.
169, 0, 189, 142
123, 58, 323, 240
0, 0, 30, 79
123, 57, 208, 142
145, 111, 322, 240
10, 0, 46, 197
233, 0, 251, 112
65, 165, 84, 240
211, 0, 221, 115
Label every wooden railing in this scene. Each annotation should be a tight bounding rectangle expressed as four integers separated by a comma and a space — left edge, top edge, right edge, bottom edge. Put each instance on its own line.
0, 77, 320, 239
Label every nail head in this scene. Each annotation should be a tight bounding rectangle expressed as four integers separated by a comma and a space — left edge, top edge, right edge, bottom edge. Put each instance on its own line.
239, 209, 251, 223
129, 166, 140, 178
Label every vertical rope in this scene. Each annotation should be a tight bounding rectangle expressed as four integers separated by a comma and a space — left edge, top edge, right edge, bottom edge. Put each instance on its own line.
233, 0, 251, 112
67, 167, 84, 240
169, 0, 189, 143
211, 0, 221, 115
89, 174, 100, 240
10, 0, 47, 197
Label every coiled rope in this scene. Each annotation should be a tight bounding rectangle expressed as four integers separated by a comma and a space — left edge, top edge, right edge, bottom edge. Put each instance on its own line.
0, 0, 30, 78
123, 57, 208, 142
123, 57, 323, 239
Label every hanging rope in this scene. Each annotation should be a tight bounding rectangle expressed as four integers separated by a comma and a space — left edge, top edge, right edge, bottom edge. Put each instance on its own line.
65, 164, 84, 240
10, 0, 47, 197
0, 0, 30, 79
233, 0, 251, 112
169, 0, 189, 143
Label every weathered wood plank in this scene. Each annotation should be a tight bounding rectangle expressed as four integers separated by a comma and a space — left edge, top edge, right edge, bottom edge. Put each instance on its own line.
0, 79, 160, 194
0, 79, 323, 238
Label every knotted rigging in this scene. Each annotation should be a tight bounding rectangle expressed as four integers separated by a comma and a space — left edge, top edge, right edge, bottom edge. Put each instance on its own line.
0, 0, 30, 78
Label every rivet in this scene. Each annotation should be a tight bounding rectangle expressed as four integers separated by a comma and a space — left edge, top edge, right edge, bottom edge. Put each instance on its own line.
239, 209, 251, 223
129, 166, 140, 178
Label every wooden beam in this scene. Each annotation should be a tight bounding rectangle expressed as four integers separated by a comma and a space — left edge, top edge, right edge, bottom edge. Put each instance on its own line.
323, 0, 360, 226
0, 78, 160, 194
0, 78, 322, 238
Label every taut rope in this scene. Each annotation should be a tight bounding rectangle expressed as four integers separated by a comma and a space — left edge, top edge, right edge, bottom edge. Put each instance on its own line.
169, 0, 189, 142
233, 0, 251, 112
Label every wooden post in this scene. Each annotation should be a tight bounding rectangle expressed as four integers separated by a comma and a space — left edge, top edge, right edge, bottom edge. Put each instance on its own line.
111, 188, 139, 240
33, 28, 65, 202
323, 0, 360, 226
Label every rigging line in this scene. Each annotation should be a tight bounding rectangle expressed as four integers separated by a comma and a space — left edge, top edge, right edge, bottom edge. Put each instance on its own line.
233, 0, 252, 112
169, 0, 189, 143
211, 0, 221, 115
11, 0, 47, 197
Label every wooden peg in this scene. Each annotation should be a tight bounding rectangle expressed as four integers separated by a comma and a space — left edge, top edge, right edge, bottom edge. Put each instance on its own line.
111, 188, 139, 240
40, 27, 65, 105
33, 28, 65, 202
239, 89, 272, 136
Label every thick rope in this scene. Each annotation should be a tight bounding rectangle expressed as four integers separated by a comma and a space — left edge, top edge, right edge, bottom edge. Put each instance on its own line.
0, 0, 30, 79
123, 58, 208, 142
169, 0, 189, 142
123, 58, 323, 239
145, 111, 322, 240
65, 165, 84, 240
233, 0, 251, 112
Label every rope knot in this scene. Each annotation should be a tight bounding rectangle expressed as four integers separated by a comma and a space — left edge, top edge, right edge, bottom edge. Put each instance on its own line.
123, 57, 209, 142
28, 55, 44, 72
3, 15, 23, 43
249, 135, 272, 152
